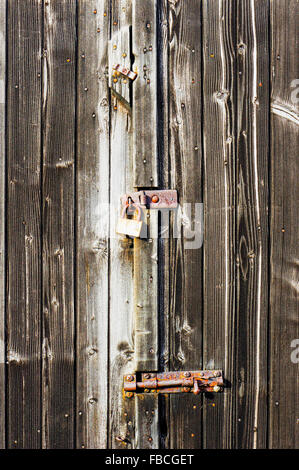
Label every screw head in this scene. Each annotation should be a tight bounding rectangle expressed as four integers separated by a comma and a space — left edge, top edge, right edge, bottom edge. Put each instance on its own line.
151, 195, 159, 203
144, 373, 150, 379
213, 385, 221, 393
127, 375, 134, 382
184, 371, 191, 378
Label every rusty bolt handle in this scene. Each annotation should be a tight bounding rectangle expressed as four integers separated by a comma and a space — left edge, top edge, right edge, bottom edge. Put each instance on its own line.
134, 377, 221, 394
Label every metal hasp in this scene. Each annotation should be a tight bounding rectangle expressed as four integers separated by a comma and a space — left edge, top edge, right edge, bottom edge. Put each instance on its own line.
121, 190, 178, 209
113, 64, 138, 81
124, 370, 224, 397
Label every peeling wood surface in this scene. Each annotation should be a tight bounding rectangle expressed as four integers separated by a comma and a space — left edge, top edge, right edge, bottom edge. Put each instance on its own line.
269, 0, 299, 449
0, 0, 298, 449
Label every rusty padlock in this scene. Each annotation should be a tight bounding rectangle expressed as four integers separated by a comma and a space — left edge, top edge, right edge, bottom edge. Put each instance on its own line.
116, 202, 143, 238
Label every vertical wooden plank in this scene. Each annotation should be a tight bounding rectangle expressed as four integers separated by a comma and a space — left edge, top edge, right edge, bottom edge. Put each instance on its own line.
269, 0, 299, 449
168, 0, 203, 449
42, 0, 76, 448
134, 215, 159, 449
134, 227, 158, 372
109, 0, 136, 450
235, 0, 269, 448
131, 0, 159, 449
6, 0, 42, 449
202, 0, 236, 449
157, 0, 170, 449
76, 1, 109, 449
132, 0, 158, 187
0, 0, 5, 449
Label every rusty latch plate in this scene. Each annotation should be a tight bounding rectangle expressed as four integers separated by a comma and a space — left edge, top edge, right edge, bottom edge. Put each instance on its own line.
121, 190, 178, 209
124, 370, 224, 397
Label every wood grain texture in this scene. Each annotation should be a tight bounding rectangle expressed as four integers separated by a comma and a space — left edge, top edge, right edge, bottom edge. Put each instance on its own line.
133, 214, 159, 449
42, 0, 76, 449
132, 0, 158, 187
168, 0, 203, 449
109, 0, 136, 450
135, 394, 159, 449
6, 0, 42, 449
132, 0, 159, 449
235, 0, 269, 448
134, 213, 158, 373
1, 0, 298, 450
76, 0, 109, 449
0, 0, 5, 449
202, 0, 237, 449
269, 0, 299, 449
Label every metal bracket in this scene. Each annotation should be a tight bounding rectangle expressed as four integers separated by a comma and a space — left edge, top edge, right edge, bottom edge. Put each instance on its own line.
121, 190, 178, 210
124, 370, 224, 397
113, 64, 138, 81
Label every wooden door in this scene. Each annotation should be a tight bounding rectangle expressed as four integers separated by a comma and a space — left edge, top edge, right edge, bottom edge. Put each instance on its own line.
0, 0, 298, 449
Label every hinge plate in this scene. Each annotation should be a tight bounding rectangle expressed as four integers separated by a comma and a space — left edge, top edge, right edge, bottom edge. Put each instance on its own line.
124, 370, 224, 397
121, 190, 178, 209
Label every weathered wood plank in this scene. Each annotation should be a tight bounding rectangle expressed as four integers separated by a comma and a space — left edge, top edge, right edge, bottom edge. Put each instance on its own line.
76, 0, 110, 449
202, 0, 236, 449
135, 394, 159, 449
235, 0, 270, 448
132, 0, 160, 449
42, 0, 76, 449
132, 0, 158, 187
156, 0, 170, 449
0, 0, 5, 450
109, 0, 136, 450
6, 0, 42, 449
168, 0, 203, 449
134, 215, 158, 373
133, 213, 159, 449
269, 0, 299, 449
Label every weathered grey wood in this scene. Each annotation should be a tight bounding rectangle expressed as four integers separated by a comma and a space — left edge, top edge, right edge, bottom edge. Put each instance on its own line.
202, 0, 236, 449
156, 0, 170, 449
6, 0, 42, 449
0, 0, 5, 450
135, 394, 159, 449
168, 0, 203, 449
133, 0, 161, 451
132, 0, 158, 187
134, 215, 158, 373
133, 214, 159, 449
269, 0, 299, 449
109, 0, 136, 450
42, 0, 76, 449
131, 0, 160, 450
76, 0, 110, 449
235, 0, 270, 448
